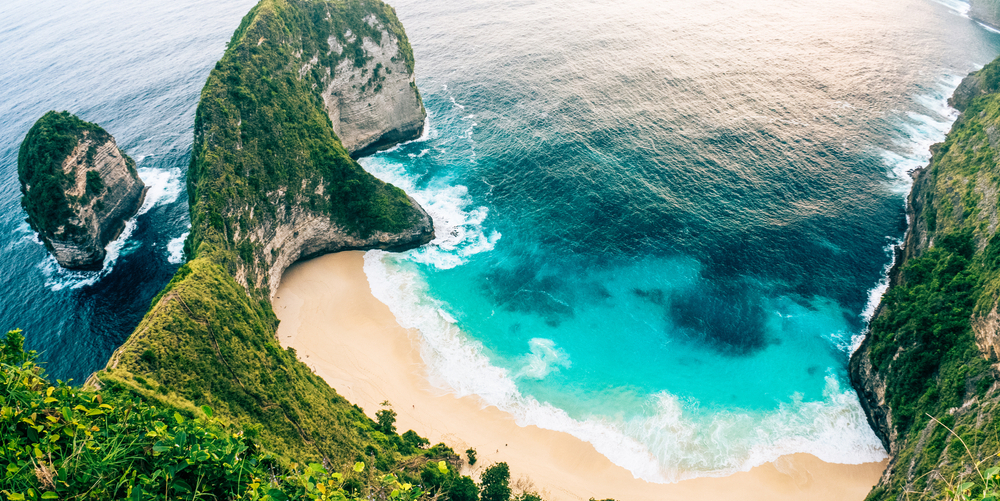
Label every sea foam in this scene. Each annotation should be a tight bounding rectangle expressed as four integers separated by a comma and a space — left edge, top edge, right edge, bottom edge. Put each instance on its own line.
364, 251, 887, 482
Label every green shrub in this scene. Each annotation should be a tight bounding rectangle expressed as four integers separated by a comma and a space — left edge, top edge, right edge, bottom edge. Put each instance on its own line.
479, 462, 511, 501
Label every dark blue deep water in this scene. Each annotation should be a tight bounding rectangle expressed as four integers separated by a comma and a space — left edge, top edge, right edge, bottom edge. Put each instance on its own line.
3, 0, 1000, 482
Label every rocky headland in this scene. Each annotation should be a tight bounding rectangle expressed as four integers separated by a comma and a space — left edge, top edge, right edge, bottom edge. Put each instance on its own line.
850, 58, 1000, 499
971, 0, 1000, 31
17, 111, 146, 270
92, 0, 437, 472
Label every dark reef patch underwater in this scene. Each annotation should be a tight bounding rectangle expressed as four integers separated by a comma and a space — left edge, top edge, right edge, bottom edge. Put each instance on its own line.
3, 0, 1000, 484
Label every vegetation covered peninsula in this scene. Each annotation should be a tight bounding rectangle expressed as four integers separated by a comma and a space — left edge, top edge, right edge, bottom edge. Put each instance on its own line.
0, 0, 520, 499
850, 58, 1000, 500
17, 111, 146, 269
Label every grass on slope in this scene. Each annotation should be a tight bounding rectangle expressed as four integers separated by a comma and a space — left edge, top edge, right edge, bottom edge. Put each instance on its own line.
187, 0, 421, 290
97, 257, 426, 471
0, 329, 468, 501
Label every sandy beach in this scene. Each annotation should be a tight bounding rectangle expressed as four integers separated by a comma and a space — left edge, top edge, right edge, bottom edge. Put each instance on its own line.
273, 251, 887, 501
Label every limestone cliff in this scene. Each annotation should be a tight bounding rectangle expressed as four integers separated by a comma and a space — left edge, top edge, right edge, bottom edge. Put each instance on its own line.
850, 62, 1000, 499
94, 0, 435, 470
972, 0, 1000, 31
186, 0, 433, 297
321, 13, 426, 156
18, 111, 146, 270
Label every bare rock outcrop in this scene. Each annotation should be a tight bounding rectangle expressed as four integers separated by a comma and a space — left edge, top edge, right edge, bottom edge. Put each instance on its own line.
971, 0, 1000, 31
18, 111, 146, 270
320, 14, 425, 156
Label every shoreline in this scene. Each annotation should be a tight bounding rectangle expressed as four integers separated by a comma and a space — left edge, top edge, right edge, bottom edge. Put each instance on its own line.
273, 251, 887, 501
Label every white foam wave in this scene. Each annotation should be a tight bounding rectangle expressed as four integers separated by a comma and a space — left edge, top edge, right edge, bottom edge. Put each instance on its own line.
358, 157, 500, 270
364, 252, 887, 483
860, 240, 901, 322
375, 112, 435, 155
167, 231, 189, 264
40, 217, 139, 291
932, 0, 971, 17
849, 239, 903, 353
136, 167, 184, 214
859, 74, 965, 348
3, 221, 37, 253
516, 338, 572, 380
978, 21, 1000, 34
881, 74, 962, 195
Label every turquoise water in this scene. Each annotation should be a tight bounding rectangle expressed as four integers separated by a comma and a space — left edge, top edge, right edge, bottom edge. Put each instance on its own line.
2, 0, 1000, 485
357, 0, 1000, 482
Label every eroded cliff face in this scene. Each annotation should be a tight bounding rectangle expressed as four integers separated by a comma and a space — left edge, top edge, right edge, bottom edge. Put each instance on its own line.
95, 0, 435, 469
972, 0, 1000, 30
184, 0, 434, 298
850, 65, 1000, 499
320, 14, 425, 157
18, 113, 146, 270
234, 187, 433, 297
48, 134, 146, 268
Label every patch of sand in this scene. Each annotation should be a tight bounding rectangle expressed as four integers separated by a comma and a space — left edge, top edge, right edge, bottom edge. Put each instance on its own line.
273, 251, 886, 501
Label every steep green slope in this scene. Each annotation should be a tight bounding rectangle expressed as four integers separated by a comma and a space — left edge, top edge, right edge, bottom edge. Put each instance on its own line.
1, 329, 461, 500
187, 0, 430, 298
87, 0, 436, 482
852, 58, 1000, 500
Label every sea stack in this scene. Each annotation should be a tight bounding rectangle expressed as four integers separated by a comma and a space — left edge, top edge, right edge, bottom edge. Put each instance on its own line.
18, 111, 146, 270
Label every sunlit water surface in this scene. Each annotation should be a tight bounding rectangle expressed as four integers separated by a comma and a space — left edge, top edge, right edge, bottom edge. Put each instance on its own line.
1, 0, 1000, 483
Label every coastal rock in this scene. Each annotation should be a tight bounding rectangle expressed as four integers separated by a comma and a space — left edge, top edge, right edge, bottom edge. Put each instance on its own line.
971, 0, 1000, 31
184, 0, 434, 298
849, 334, 895, 455
236, 190, 433, 297
321, 14, 426, 157
948, 71, 985, 112
849, 58, 1000, 499
18, 111, 146, 270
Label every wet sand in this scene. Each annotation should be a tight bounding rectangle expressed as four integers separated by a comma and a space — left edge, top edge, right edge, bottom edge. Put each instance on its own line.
273, 251, 887, 501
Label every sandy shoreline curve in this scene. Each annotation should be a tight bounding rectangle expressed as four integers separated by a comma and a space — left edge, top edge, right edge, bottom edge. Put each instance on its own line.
273, 251, 887, 501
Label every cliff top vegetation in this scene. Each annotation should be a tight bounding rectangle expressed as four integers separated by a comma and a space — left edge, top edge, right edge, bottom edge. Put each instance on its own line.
17, 111, 118, 237
186, 0, 423, 297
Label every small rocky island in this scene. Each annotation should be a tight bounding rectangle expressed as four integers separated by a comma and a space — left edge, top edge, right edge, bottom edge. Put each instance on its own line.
18, 111, 146, 269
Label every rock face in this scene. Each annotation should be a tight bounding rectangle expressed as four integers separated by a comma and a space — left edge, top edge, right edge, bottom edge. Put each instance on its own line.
185, 0, 433, 298
18, 111, 146, 270
849, 60, 1000, 499
322, 14, 426, 157
971, 0, 1000, 30
237, 189, 433, 297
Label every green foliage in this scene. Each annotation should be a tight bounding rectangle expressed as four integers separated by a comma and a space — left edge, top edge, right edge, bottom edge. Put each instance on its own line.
861, 59, 1000, 499
868, 229, 986, 435
376, 401, 397, 435
465, 447, 477, 466
187, 0, 423, 294
418, 461, 477, 501
401, 430, 429, 451
103, 258, 382, 467
514, 494, 542, 501
0, 329, 468, 501
479, 463, 511, 501
17, 111, 109, 236
85, 171, 104, 197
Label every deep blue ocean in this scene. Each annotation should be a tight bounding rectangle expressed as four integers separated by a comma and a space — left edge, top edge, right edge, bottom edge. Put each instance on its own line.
2, 0, 1000, 483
